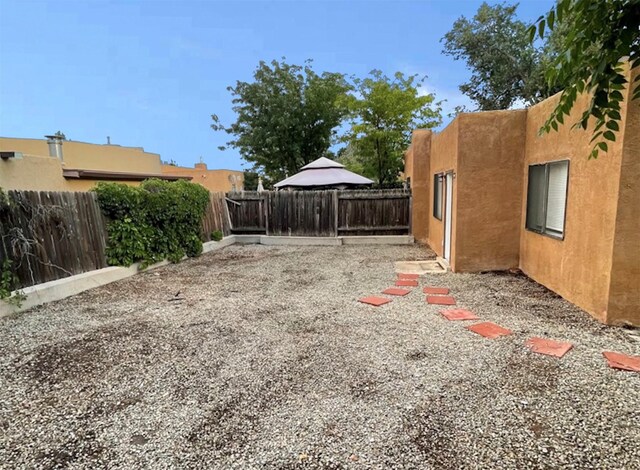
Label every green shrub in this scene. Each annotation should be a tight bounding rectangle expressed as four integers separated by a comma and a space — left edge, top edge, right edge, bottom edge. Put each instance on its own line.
94, 179, 210, 267
211, 230, 223, 242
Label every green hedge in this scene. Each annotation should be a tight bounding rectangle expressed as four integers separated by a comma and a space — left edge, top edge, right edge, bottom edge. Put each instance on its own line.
94, 179, 210, 267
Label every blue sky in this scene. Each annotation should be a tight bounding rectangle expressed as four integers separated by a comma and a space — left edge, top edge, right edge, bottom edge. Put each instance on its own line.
0, 0, 553, 170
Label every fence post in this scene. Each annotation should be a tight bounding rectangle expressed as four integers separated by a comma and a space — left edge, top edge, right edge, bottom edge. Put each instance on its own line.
264, 192, 270, 236
333, 190, 339, 237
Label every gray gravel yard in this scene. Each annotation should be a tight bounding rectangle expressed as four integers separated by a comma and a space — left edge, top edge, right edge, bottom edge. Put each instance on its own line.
1, 244, 639, 469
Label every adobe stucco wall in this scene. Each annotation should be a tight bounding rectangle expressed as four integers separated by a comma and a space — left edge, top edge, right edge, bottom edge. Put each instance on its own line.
161, 164, 244, 193
0, 154, 144, 192
0, 137, 161, 173
607, 81, 640, 326
428, 119, 458, 265
407, 130, 432, 244
455, 110, 526, 272
404, 65, 638, 325
519, 69, 637, 324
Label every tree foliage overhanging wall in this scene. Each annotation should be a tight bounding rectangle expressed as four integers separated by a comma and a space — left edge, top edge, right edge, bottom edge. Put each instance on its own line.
94, 179, 210, 267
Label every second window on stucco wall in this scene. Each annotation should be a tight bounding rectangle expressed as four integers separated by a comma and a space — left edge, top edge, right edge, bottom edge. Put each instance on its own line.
526, 160, 569, 239
433, 174, 443, 220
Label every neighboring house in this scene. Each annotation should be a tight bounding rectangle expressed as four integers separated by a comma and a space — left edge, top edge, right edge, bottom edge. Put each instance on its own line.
274, 157, 373, 190
161, 162, 243, 193
404, 65, 638, 327
0, 135, 242, 193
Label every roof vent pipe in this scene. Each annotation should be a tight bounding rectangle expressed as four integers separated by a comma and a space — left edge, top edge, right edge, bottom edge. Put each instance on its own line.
45, 134, 64, 162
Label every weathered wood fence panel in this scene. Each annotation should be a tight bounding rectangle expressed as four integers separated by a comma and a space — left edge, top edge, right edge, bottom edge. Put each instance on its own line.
0, 190, 108, 289
267, 191, 336, 236
201, 192, 232, 240
226, 192, 267, 234
338, 190, 411, 236
226, 189, 411, 236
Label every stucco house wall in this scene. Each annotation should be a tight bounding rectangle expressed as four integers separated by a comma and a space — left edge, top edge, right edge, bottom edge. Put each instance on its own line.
161, 163, 244, 193
405, 65, 638, 325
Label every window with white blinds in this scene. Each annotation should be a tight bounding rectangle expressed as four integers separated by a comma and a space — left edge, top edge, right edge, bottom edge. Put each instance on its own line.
525, 160, 569, 238
433, 173, 443, 220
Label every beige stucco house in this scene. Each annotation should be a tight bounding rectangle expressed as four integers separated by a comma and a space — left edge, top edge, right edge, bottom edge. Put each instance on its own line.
404, 66, 639, 327
0, 136, 243, 193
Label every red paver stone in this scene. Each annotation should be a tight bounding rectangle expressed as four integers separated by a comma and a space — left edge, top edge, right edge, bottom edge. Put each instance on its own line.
424, 286, 450, 295
466, 322, 512, 339
382, 288, 411, 296
525, 337, 573, 358
358, 296, 392, 307
395, 279, 418, 287
426, 295, 456, 305
602, 351, 640, 372
440, 309, 479, 321
397, 273, 420, 280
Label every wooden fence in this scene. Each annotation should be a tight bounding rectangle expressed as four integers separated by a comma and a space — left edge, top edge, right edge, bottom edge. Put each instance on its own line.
201, 192, 232, 241
1, 189, 410, 289
226, 189, 411, 237
0, 190, 233, 289
0, 190, 109, 289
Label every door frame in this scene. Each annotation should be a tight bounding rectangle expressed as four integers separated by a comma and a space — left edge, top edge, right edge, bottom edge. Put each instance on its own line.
443, 171, 454, 262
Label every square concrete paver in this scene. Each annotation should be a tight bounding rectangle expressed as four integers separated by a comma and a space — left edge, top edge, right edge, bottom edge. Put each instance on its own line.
426, 295, 456, 305
382, 288, 411, 296
525, 337, 573, 358
424, 287, 450, 295
440, 309, 479, 321
358, 296, 392, 307
466, 322, 512, 339
397, 273, 420, 280
395, 279, 418, 287
602, 351, 640, 372
395, 260, 446, 274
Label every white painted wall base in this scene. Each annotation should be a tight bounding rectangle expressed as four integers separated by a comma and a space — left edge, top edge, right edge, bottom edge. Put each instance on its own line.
1, 234, 414, 317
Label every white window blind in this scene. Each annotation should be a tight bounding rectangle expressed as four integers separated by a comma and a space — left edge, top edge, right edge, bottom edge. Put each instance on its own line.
545, 161, 569, 234
525, 160, 569, 238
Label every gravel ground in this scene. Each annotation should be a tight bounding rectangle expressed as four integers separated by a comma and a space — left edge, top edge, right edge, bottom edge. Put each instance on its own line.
1, 244, 639, 469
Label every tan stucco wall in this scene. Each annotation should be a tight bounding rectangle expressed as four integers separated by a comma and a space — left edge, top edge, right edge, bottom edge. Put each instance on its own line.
519, 90, 627, 323
407, 130, 432, 243
0, 137, 161, 173
607, 80, 640, 326
455, 110, 526, 272
0, 154, 142, 192
161, 164, 244, 193
404, 65, 638, 325
428, 119, 459, 265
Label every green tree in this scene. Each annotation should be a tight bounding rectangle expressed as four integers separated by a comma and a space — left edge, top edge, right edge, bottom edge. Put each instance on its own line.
212, 59, 351, 181
530, 0, 640, 158
442, 2, 565, 110
242, 170, 272, 191
342, 71, 441, 187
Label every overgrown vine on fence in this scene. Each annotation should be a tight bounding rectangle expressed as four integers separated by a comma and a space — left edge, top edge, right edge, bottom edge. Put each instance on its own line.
94, 179, 210, 267
0, 187, 26, 306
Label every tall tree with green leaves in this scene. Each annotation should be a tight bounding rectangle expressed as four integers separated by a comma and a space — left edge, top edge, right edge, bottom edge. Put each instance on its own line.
342, 71, 441, 187
530, 0, 640, 158
441, 2, 568, 111
212, 59, 351, 181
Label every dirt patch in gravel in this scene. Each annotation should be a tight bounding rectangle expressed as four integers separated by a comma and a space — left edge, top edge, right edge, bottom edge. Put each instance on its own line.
1, 244, 638, 469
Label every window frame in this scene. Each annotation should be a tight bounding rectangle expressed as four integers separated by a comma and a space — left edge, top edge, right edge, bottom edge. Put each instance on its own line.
525, 159, 570, 240
433, 173, 443, 220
